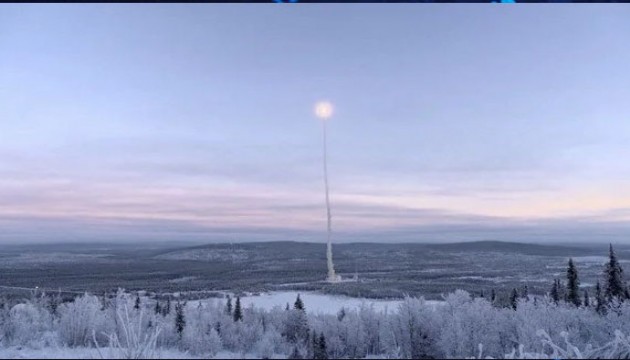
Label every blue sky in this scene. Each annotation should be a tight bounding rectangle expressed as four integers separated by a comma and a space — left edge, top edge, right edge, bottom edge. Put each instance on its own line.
2, 5, 630, 243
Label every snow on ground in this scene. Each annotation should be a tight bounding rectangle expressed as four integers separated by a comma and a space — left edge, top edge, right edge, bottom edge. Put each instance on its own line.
0, 347, 290, 360
0, 346, 199, 359
571, 256, 630, 264
0, 253, 111, 265
168, 276, 198, 283
209, 291, 443, 315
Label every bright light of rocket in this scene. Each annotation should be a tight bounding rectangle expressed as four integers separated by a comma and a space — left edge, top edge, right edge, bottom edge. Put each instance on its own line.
314, 101, 334, 120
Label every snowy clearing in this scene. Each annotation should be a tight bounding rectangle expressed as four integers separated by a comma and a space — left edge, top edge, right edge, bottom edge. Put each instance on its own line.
195, 290, 444, 315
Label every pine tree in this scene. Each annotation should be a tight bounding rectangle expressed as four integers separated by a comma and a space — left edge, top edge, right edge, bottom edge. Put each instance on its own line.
289, 346, 303, 359
48, 292, 60, 317
49, 297, 57, 316
233, 296, 243, 322
154, 301, 161, 315
318, 333, 328, 360
225, 295, 233, 315
283, 305, 309, 344
595, 281, 607, 315
100, 293, 108, 311
584, 290, 590, 307
558, 279, 568, 303
510, 288, 519, 310
175, 302, 185, 338
313, 332, 328, 359
337, 307, 346, 322
294, 294, 305, 311
163, 297, 171, 316
550, 279, 560, 304
567, 258, 581, 307
605, 244, 626, 302
311, 331, 318, 359
134, 293, 141, 310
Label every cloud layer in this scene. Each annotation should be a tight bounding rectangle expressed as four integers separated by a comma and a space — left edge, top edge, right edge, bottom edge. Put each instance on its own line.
2, 5, 630, 243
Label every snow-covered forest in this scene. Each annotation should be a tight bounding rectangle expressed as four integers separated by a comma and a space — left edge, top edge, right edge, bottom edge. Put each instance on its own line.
2, 245, 630, 359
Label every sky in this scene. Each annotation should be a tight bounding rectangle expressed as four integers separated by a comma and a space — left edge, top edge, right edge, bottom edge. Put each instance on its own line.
2, 4, 630, 244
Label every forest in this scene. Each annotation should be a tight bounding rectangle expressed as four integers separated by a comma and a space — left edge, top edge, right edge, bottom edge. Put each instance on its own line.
2, 245, 630, 359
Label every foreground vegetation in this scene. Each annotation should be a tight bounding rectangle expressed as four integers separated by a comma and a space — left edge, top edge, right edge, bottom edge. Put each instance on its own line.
1, 245, 630, 359
3, 288, 630, 359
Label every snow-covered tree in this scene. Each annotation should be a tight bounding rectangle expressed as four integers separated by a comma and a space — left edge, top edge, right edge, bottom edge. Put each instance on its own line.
48, 292, 61, 317
289, 345, 303, 359
550, 279, 560, 304
233, 296, 243, 322
510, 288, 519, 310
59, 294, 109, 347
174, 302, 185, 339
521, 285, 529, 301
134, 293, 141, 310
163, 298, 171, 316
337, 307, 346, 322
5, 301, 52, 346
567, 258, 581, 307
283, 308, 309, 344
225, 295, 232, 316
396, 296, 440, 358
154, 300, 161, 315
294, 294, 305, 311
318, 332, 328, 359
595, 281, 607, 315
94, 298, 162, 360
182, 302, 222, 356
605, 244, 626, 302
584, 289, 590, 308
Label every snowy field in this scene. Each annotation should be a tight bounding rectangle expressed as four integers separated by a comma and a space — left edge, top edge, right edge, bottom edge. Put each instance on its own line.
241, 291, 402, 314
572, 256, 630, 264
240, 291, 403, 314
198, 290, 444, 315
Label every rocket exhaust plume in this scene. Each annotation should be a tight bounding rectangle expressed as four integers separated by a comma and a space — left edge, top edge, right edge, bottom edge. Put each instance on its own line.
315, 101, 340, 283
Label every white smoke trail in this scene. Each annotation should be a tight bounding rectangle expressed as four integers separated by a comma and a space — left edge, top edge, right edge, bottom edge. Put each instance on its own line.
322, 119, 338, 282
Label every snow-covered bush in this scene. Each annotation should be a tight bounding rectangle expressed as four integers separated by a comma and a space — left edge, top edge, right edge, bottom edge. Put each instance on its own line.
94, 299, 162, 359
252, 328, 285, 358
59, 294, 110, 347
6, 288, 630, 359
282, 308, 309, 344
4, 302, 53, 347
181, 302, 223, 356
436, 291, 515, 358
471, 329, 630, 359
393, 296, 442, 358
